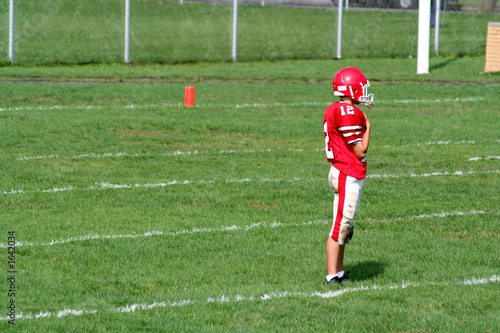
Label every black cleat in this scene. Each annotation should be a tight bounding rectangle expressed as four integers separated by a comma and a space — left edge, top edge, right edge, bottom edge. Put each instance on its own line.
323, 276, 343, 285
339, 270, 351, 283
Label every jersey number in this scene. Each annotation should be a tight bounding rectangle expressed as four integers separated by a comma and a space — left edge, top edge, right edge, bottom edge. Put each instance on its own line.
340, 105, 354, 116
323, 122, 334, 159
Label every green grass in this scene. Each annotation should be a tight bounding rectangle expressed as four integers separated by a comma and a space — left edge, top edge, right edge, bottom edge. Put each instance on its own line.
0, 1, 498, 64
0, 55, 499, 84
0, 58, 499, 331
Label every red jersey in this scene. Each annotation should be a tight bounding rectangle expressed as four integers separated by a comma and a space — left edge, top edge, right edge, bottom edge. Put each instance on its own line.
323, 101, 367, 179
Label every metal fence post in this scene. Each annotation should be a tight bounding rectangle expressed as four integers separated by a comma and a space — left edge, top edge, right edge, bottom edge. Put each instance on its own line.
125, 0, 130, 64
435, 0, 441, 56
337, 0, 343, 59
9, 0, 15, 64
232, 0, 238, 62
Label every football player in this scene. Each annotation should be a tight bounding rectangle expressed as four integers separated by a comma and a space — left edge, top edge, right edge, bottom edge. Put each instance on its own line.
323, 67, 374, 285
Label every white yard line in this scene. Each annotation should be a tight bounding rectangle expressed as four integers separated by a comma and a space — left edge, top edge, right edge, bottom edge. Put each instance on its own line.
0, 210, 493, 249
468, 155, 500, 161
14, 140, 499, 161
235, 97, 485, 107
0, 96, 485, 114
2, 169, 498, 196
0, 275, 497, 321
391, 97, 484, 104
366, 169, 499, 179
0, 103, 183, 113
15, 149, 282, 161
383, 139, 500, 148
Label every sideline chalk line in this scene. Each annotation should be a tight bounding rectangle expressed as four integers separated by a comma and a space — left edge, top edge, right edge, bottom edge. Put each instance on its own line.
14, 139, 500, 161
0, 96, 485, 113
2, 169, 498, 196
468, 155, 500, 161
0, 209, 494, 249
0, 275, 497, 321
236, 97, 485, 108
15, 148, 281, 161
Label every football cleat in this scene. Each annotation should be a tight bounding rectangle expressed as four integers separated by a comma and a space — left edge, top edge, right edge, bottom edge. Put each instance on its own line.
340, 270, 351, 283
323, 276, 343, 285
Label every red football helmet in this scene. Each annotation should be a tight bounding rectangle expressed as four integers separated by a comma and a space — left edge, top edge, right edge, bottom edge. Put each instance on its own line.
333, 67, 374, 108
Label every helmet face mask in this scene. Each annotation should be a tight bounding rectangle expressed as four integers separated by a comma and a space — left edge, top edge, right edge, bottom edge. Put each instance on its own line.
333, 67, 374, 108
358, 81, 374, 107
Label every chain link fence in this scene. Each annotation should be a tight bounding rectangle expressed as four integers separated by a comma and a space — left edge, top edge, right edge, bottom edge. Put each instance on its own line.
0, 0, 498, 65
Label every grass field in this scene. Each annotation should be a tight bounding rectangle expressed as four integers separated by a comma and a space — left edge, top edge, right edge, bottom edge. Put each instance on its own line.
0, 57, 499, 332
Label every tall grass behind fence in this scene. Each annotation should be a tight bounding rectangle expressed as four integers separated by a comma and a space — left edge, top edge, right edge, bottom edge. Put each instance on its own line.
0, 0, 124, 64
0, 0, 498, 65
0, 1, 8, 62
131, 3, 233, 63
437, 9, 496, 56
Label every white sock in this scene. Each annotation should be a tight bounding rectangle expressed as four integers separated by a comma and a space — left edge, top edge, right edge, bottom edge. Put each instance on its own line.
326, 274, 337, 281
337, 270, 344, 278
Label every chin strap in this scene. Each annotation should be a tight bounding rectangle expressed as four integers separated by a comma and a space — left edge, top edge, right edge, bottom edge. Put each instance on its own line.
366, 103, 374, 109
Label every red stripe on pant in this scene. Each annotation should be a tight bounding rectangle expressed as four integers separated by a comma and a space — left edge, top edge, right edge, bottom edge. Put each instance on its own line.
331, 171, 347, 242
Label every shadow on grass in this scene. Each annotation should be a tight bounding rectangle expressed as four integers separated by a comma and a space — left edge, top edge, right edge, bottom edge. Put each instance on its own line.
429, 57, 460, 71
348, 260, 387, 282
